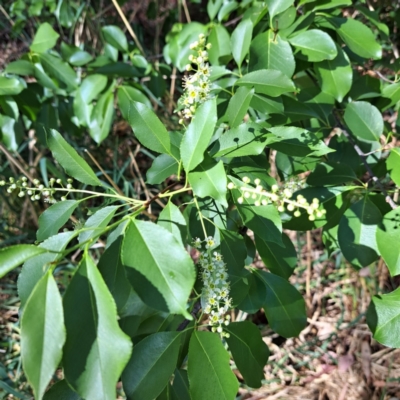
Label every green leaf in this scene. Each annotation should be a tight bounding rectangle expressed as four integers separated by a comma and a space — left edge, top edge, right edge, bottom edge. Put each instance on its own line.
0, 245, 46, 279
255, 270, 306, 337
188, 331, 238, 400
146, 154, 178, 184
158, 201, 187, 246
180, 98, 217, 172
30, 22, 60, 53
219, 229, 247, 275
289, 29, 337, 62
387, 148, 400, 187
78, 206, 118, 244
225, 321, 269, 388
249, 30, 295, 78
338, 197, 381, 268
43, 380, 81, 400
231, 18, 253, 67
89, 90, 115, 144
0, 77, 26, 96
344, 101, 383, 142
328, 17, 382, 59
47, 129, 101, 186
118, 86, 151, 117
122, 332, 181, 400
225, 87, 254, 128
188, 158, 227, 206
128, 101, 171, 155
211, 123, 268, 158
4, 60, 35, 76
367, 286, 400, 348
208, 24, 231, 66
255, 232, 297, 279
21, 271, 65, 400
306, 162, 357, 186
265, 0, 294, 20
376, 209, 400, 277
63, 253, 132, 400
122, 219, 195, 318
172, 369, 190, 400
37, 200, 79, 242
79, 74, 108, 104
236, 69, 295, 97
315, 45, 352, 102
250, 93, 284, 115
102, 25, 128, 52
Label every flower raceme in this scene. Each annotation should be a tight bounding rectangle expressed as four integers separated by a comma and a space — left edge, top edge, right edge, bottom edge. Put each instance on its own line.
193, 237, 231, 338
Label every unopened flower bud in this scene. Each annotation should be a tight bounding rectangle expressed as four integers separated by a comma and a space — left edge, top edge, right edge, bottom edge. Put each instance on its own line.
227, 182, 235, 189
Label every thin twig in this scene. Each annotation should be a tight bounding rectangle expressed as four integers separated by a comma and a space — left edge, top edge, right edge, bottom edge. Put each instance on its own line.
0, 144, 35, 182
333, 111, 397, 209
181, 0, 191, 23
168, 67, 177, 114
177, 300, 201, 331
306, 231, 312, 312
110, 0, 145, 55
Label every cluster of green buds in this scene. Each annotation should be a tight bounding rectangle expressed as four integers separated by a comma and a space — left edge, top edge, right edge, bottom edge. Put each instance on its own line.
178, 33, 212, 124
0, 176, 73, 203
193, 237, 231, 338
228, 177, 327, 221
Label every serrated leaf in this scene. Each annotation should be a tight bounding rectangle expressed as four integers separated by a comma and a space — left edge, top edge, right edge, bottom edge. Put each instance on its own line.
63, 253, 132, 400
102, 25, 128, 52
146, 154, 178, 184
128, 101, 171, 155
21, 272, 65, 400
47, 129, 101, 186
30, 23, 59, 53
344, 101, 383, 142
0, 245, 46, 279
387, 148, 400, 187
188, 331, 238, 400
37, 200, 79, 242
180, 98, 217, 172
231, 18, 253, 67
376, 209, 400, 276
367, 287, 400, 348
225, 87, 254, 128
121, 219, 195, 318
122, 332, 181, 400
249, 30, 295, 78
306, 162, 356, 186
158, 201, 187, 246
255, 270, 306, 337
338, 197, 381, 268
236, 69, 295, 97
225, 321, 269, 388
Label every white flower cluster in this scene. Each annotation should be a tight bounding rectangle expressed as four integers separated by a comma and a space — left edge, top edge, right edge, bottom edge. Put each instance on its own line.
0, 176, 73, 203
228, 177, 327, 221
193, 236, 231, 337
178, 34, 212, 124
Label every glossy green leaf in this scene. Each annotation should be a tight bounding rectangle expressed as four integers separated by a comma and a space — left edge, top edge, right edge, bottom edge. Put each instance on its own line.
188, 158, 227, 206
255, 270, 306, 337
376, 209, 400, 276
250, 93, 284, 115
265, 0, 294, 20
37, 200, 79, 242
236, 69, 295, 97
118, 86, 151, 117
249, 30, 295, 77
122, 332, 181, 400
21, 271, 65, 400
122, 219, 195, 318
0, 245, 46, 279
367, 286, 400, 348
0, 77, 26, 96
43, 380, 81, 400
68, 51, 93, 66
219, 229, 247, 275
102, 25, 128, 52
47, 129, 101, 186
158, 201, 187, 246
78, 206, 118, 244
4, 60, 35, 76
89, 90, 115, 144
180, 98, 217, 172
338, 197, 381, 268
38, 53, 78, 89
172, 369, 190, 400
208, 24, 231, 66
289, 29, 337, 62
211, 123, 268, 158
225, 321, 269, 388
387, 148, 400, 187
231, 18, 253, 67
255, 232, 297, 279
237, 271, 267, 313
328, 17, 382, 59
306, 162, 357, 186
30, 23, 59, 53
188, 331, 238, 400
128, 101, 171, 155
344, 101, 383, 142
146, 154, 178, 184
226, 87, 254, 128
63, 253, 132, 400
315, 45, 352, 102
79, 75, 108, 104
